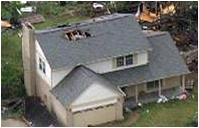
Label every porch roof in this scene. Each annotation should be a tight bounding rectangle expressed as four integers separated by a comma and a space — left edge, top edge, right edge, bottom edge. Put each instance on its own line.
102, 32, 190, 87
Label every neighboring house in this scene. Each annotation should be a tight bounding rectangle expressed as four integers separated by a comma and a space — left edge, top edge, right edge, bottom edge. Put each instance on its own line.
22, 13, 189, 127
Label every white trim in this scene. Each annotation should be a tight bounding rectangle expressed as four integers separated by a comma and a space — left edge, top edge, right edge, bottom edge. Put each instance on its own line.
135, 85, 138, 103
118, 73, 189, 88
117, 87, 126, 97
72, 99, 117, 112
158, 79, 161, 96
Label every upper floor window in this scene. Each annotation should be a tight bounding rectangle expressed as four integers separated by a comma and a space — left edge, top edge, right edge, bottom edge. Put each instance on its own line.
116, 54, 134, 67
116, 56, 124, 67
39, 58, 46, 74
126, 55, 133, 65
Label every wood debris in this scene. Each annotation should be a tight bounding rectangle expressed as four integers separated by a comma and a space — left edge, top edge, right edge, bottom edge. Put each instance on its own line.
19, 14, 45, 24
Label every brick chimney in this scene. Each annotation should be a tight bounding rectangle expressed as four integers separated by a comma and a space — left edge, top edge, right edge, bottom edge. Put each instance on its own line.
22, 22, 36, 96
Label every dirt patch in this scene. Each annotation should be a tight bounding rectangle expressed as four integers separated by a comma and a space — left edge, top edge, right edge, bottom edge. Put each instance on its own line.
123, 111, 140, 126
1, 118, 28, 127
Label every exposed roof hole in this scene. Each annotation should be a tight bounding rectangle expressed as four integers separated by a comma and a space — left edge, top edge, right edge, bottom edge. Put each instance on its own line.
64, 29, 91, 41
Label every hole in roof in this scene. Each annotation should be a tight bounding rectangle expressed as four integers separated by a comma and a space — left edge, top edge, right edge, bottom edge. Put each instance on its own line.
64, 29, 91, 41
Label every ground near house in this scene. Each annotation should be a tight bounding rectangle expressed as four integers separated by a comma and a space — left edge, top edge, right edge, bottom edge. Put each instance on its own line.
97, 73, 198, 127
1, 118, 28, 127
24, 97, 61, 127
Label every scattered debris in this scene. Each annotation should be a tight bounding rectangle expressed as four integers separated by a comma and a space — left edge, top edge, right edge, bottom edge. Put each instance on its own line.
136, 3, 157, 23
157, 95, 168, 103
1, 20, 14, 28
20, 6, 36, 13
138, 103, 142, 107
56, 23, 71, 28
125, 107, 132, 113
160, 3, 176, 15
18, 32, 22, 38
184, 48, 198, 73
136, 2, 176, 23
2, 98, 23, 109
176, 94, 187, 100
170, 95, 175, 100
93, 2, 104, 10
1, 98, 24, 118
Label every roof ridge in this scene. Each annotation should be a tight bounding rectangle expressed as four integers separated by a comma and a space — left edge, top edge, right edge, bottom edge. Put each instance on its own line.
77, 65, 98, 78
145, 31, 168, 37
35, 13, 133, 34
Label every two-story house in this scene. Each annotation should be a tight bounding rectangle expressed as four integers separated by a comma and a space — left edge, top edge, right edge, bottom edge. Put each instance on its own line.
22, 13, 189, 127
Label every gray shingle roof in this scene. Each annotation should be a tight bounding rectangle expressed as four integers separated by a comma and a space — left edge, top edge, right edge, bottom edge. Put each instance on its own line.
35, 14, 151, 69
102, 32, 190, 87
51, 65, 123, 107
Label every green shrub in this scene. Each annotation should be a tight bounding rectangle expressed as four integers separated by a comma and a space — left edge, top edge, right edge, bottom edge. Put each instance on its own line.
36, 2, 65, 17
1, 33, 25, 99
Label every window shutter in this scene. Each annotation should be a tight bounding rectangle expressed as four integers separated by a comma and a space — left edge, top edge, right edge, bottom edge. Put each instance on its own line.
134, 53, 138, 65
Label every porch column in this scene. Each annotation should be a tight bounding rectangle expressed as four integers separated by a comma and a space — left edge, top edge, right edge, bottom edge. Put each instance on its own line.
135, 85, 138, 103
182, 75, 185, 92
158, 79, 161, 96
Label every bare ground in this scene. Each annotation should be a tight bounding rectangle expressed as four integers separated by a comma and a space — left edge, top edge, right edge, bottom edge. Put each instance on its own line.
1, 118, 28, 127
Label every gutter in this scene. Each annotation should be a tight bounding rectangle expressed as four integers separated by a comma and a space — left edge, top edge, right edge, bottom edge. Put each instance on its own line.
118, 72, 191, 88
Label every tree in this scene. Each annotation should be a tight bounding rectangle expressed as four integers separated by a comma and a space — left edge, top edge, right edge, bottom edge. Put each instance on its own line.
1, 1, 23, 24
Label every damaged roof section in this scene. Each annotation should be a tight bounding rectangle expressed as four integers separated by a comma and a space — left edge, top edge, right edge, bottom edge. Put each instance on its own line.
35, 13, 151, 69
64, 29, 91, 41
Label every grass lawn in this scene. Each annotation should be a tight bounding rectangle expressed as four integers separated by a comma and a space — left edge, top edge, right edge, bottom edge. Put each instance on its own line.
34, 14, 88, 30
1, 32, 25, 99
33, 2, 89, 30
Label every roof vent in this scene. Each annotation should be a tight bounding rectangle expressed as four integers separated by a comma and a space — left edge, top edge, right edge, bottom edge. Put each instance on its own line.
64, 29, 91, 41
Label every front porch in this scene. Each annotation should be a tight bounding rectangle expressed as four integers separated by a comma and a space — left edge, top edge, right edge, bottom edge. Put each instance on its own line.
124, 86, 181, 109
121, 75, 186, 109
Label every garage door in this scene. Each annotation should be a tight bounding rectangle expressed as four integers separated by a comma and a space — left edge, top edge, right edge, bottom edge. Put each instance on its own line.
73, 104, 116, 127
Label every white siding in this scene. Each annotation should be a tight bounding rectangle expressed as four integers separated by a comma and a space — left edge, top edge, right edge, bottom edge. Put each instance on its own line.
88, 59, 112, 73
137, 52, 148, 65
35, 40, 51, 86
72, 81, 120, 111
52, 67, 72, 87
87, 51, 148, 74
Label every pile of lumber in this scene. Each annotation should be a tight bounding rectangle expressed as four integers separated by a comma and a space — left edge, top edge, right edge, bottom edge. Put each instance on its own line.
19, 14, 45, 24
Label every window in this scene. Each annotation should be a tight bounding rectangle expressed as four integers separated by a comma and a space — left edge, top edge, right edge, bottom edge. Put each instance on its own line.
116, 56, 124, 67
42, 62, 46, 74
39, 58, 42, 70
147, 80, 159, 90
39, 58, 46, 74
126, 55, 133, 65
116, 54, 134, 67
